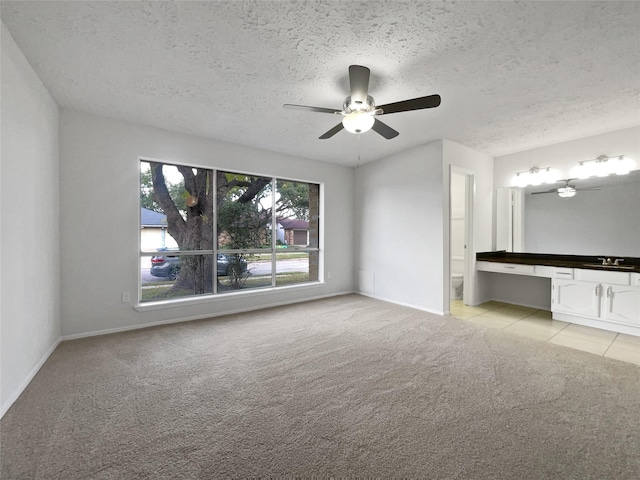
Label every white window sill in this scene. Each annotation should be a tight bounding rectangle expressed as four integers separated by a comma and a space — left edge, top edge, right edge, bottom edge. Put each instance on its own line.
134, 281, 325, 312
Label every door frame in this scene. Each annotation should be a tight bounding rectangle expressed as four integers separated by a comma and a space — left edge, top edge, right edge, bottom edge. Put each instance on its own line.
449, 166, 475, 306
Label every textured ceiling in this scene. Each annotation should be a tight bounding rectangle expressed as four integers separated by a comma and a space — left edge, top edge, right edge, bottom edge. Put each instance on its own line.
2, 1, 639, 166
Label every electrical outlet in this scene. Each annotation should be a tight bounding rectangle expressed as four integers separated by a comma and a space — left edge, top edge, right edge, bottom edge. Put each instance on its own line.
121, 292, 131, 303
327, 271, 332, 279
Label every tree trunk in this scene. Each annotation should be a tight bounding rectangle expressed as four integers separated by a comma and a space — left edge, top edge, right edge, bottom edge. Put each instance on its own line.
151, 163, 214, 294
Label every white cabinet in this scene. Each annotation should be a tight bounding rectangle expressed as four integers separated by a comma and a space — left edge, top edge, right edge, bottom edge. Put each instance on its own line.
477, 260, 640, 335
478, 261, 535, 275
552, 276, 640, 328
552, 280, 601, 318
602, 285, 640, 325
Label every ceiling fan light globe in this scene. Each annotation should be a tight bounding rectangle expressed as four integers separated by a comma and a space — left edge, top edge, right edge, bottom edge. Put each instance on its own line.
342, 111, 374, 134
557, 186, 576, 198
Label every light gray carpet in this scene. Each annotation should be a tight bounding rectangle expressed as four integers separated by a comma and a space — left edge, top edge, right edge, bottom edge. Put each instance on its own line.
2, 294, 639, 479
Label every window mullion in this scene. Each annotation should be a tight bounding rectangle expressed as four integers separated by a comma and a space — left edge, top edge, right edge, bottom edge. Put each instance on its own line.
213, 169, 218, 295
271, 177, 277, 288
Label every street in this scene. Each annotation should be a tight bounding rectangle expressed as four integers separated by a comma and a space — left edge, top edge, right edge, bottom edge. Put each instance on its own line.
141, 258, 308, 284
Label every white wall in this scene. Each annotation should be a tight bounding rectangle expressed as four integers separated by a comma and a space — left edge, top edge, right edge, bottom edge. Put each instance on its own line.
354, 139, 494, 313
443, 139, 494, 306
484, 273, 551, 310
493, 127, 640, 188
355, 141, 445, 313
1, 24, 61, 416
59, 109, 355, 337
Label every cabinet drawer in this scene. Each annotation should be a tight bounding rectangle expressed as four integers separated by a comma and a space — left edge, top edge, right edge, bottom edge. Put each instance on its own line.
633, 273, 640, 287
576, 269, 630, 286
553, 268, 574, 279
483, 262, 535, 275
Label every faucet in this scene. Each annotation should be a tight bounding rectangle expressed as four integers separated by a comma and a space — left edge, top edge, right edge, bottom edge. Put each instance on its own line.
597, 258, 625, 266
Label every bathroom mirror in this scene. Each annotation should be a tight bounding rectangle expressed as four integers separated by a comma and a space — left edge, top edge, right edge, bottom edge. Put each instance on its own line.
522, 170, 640, 256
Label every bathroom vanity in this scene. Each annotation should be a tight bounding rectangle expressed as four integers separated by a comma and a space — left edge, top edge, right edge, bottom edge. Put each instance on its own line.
476, 251, 640, 337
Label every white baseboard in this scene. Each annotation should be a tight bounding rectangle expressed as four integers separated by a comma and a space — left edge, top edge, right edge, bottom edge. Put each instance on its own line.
358, 292, 445, 316
553, 312, 640, 337
1, 338, 61, 419
62, 290, 356, 341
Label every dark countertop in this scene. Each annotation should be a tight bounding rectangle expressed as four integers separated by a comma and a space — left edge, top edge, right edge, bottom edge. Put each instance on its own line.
476, 251, 640, 273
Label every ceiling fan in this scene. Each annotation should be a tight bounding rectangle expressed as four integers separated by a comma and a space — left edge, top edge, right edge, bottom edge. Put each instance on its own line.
283, 65, 441, 140
530, 179, 601, 198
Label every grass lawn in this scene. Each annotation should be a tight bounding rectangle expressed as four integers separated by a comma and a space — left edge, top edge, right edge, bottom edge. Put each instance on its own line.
249, 252, 310, 261
141, 271, 313, 302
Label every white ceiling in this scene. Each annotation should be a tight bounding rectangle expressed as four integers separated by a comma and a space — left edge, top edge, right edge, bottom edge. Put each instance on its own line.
2, 1, 639, 167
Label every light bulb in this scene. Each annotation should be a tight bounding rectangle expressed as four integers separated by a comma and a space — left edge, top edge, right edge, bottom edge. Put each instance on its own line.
511, 173, 527, 188
530, 174, 542, 186
547, 168, 562, 184
613, 156, 632, 175
342, 111, 375, 134
571, 162, 591, 179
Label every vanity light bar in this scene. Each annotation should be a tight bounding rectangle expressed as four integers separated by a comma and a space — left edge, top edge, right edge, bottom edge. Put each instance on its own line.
511, 166, 560, 188
570, 155, 634, 179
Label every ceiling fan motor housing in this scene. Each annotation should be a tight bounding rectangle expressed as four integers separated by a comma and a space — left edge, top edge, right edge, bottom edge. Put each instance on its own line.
343, 95, 376, 114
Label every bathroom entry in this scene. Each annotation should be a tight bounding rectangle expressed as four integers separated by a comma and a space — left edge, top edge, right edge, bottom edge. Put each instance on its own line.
450, 169, 473, 306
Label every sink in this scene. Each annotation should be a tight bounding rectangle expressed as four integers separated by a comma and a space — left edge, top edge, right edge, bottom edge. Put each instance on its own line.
583, 264, 636, 271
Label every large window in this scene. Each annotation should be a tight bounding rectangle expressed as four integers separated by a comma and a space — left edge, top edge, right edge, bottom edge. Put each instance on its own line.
140, 161, 320, 303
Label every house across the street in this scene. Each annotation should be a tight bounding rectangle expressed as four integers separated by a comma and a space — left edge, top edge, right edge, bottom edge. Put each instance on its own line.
277, 218, 309, 246
140, 208, 178, 251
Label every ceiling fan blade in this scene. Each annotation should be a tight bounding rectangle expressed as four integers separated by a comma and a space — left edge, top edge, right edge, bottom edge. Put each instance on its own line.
349, 65, 370, 104
378, 94, 441, 115
530, 189, 558, 195
576, 187, 601, 191
371, 118, 399, 139
283, 104, 342, 114
319, 123, 344, 139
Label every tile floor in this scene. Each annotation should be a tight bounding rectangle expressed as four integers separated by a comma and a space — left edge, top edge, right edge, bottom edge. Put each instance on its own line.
450, 300, 640, 366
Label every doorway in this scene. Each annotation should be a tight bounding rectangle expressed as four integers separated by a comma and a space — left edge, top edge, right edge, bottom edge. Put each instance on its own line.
450, 168, 473, 308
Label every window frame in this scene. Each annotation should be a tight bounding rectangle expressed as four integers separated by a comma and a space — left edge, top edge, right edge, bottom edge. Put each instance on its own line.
138, 157, 323, 307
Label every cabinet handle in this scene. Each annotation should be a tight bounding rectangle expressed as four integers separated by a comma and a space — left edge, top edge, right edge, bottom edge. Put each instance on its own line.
606, 286, 612, 298
594, 285, 599, 297
504, 266, 515, 269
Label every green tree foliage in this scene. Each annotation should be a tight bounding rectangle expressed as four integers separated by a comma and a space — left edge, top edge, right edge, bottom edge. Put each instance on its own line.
217, 198, 269, 249
276, 180, 310, 220
140, 167, 187, 213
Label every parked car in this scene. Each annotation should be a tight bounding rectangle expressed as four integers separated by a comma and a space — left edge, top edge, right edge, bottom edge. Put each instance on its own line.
150, 250, 247, 280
